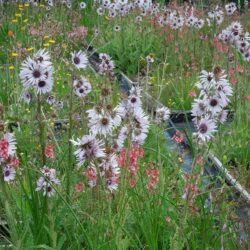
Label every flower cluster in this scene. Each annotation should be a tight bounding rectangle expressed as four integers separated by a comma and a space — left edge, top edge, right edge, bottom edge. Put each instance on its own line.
0, 133, 19, 182
172, 130, 184, 144
73, 76, 92, 98
82, 152, 120, 192
94, 0, 206, 31
225, 2, 237, 16
207, 7, 224, 25
145, 162, 159, 193
98, 53, 115, 77
118, 146, 144, 188
191, 67, 233, 143
20, 49, 53, 94
71, 50, 150, 193
36, 166, 60, 197
115, 86, 150, 150
100, 153, 120, 192
218, 21, 250, 62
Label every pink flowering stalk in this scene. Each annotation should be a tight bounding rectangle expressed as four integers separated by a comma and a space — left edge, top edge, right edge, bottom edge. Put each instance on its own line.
68, 26, 88, 41
118, 147, 144, 188
45, 144, 54, 159
145, 162, 160, 194
182, 156, 204, 212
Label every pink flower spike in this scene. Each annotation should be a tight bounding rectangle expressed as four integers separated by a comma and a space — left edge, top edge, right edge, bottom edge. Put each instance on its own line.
45, 144, 54, 159
236, 65, 244, 73
228, 69, 235, 76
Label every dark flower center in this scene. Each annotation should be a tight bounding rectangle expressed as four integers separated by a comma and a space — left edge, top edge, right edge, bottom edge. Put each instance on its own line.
207, 75, 213, 81
79, 88, 84, 93
101, 118, 109, 126
5, 170, 10, 177
106, 104, 112, 110
47, 186, 52, 192
199, 123, 208, 134
37, 56, 44, 62
81, 141, 92, 150
210, 99, 218, 107
131, 97, 137, 103
73, 56, 80, 65
38, 81, 46, 88
33, 70, 41, 78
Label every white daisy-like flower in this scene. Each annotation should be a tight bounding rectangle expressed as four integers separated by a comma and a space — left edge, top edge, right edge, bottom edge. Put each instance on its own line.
155, 106, 170, 124
216, 81, 233, 101
100, 153, 120, 175
55, 101, 64, 109
186, 15, 197, 27
198, 70, 215, 88
116, 126, 128, 151
107, 176, 119, 192
41, 166, 60, 184
132, 131, 147, 146
191, 99, 206, 117
89, 113, 114, 137
195, 19, 204, 29
36, 166, 60, 197
97, 7, 104, 15
128, 95, 141, 110
46, 0, 53, 7
102, 0, 111, 7
146, 54, 154, 63
109, 10, 117, 18
244, 51, 250, 61
33, 49, 52, 67
236, 39, 250, 51
71, 135, 105, 166
217, 110, 228, 124
3, 166, 16, 182
114, 25, 121, 32
205, 96, 223, 114
71, 51, 88, 70
36, 78, 53, 94
86, 107, 102, 122
110, 105, 124, 127
79, 2, 86, 9
135, 15, 142, 22
47, 95, 56, 105
196, 117, 217, 141
133, 108, 149, 133
23, 92, 31, 104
